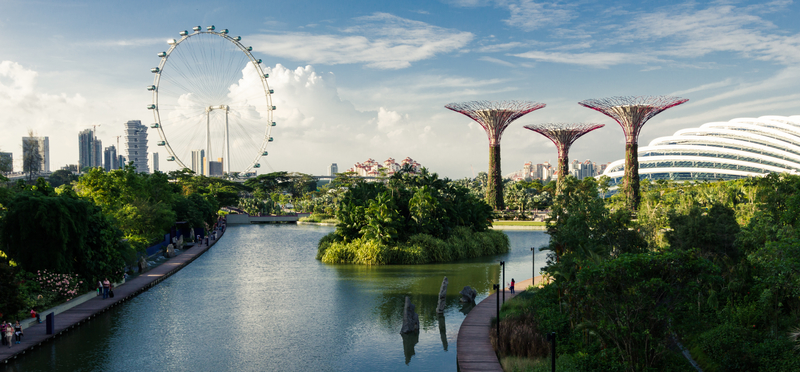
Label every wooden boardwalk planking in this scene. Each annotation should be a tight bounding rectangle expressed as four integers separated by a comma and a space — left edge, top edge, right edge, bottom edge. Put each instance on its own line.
0, 227, 226, 364
457, 276, 546, 372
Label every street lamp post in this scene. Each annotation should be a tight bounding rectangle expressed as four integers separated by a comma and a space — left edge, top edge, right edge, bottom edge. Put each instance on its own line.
493, 283, 500, 343
500, 261, 505, 303
530, 247, 535, 281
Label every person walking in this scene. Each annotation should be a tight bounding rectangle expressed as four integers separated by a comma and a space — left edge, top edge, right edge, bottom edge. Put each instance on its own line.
13, 320, 22, 344
102, 278, 111, 299
4, 320, 13, 348
97, 280, 102, 296
0, 321, 6, 346
509, 278, 515, 294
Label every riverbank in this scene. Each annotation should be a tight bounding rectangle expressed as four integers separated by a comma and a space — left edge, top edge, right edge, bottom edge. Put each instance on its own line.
456, 275, 548, 372
0, 225, 226, 365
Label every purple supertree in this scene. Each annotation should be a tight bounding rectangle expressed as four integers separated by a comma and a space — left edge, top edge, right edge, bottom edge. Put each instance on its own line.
523, 123, 604, 194
445, 100, 546, 210
578, 96, 688, 210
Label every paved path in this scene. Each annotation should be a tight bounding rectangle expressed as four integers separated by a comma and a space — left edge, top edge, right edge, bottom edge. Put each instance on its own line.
457, 276, 548, 372
0, 226, 226, 365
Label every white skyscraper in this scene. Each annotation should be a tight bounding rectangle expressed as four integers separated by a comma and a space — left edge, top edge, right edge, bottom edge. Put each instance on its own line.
150, 152, 159, 173
124, 120, 149, 174
191, 149, 205, 175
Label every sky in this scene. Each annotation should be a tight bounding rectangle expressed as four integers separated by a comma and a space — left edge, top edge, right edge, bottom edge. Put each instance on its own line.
1, 0, 799, 179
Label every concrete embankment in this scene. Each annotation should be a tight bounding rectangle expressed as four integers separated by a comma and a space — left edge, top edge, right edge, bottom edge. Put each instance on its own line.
0, 225, 227, 365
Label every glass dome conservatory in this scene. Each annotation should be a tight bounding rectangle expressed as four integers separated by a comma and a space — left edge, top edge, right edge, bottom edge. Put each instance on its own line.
602, 115, 800, 186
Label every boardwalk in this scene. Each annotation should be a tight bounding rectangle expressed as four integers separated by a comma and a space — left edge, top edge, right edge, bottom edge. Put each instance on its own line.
0, 227, 226, 365
457, 276, 547, 372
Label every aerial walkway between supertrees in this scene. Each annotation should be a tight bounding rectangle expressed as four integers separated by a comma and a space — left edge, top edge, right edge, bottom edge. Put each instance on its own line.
523, 123, 604, 195
578, 96, 688, 210
445, 100, 546, 210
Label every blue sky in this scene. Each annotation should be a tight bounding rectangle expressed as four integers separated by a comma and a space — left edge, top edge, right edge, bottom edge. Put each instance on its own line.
1, 0, 799, 178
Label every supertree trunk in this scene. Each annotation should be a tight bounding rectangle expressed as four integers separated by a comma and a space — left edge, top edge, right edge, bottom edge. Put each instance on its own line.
556, 144, 569, 194
624, 141, 639, 209
488, 144, 503, 210
578, 96, 687, 210
523, 123, 604, 196
445, 100, 546, 210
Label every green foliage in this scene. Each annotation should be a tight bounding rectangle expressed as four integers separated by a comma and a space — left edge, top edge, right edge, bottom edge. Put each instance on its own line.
322, 168, 500, 264
1, 189, 130, 283
317, 227, 508, 265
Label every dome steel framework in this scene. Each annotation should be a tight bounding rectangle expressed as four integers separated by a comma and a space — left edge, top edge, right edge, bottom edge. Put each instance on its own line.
602, 115, 800, 185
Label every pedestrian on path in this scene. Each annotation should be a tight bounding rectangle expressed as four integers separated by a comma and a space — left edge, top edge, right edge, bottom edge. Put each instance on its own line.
4, 320, 13, 348
97, 280, 102, 296
13, 320, 22, 344
102, 278, 111, 299
509, 279, 515, 294
0, 321, 7, 346
30, 308, 41, 323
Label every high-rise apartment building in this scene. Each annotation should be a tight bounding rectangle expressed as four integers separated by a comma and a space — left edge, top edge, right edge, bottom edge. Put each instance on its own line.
329, 163, 338, 176
104, 145, 117, 172
78, 129, 102, 170
208, 158, 223, 177
0, 152, 12, 173
150, 153, 159, 173
124, 120, 149, 174
191, 149, 205, 176
22, 136, 49, 173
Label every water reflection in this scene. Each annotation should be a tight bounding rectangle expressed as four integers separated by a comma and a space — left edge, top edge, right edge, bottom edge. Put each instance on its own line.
438, 314, 448, 351
3, 226, 549, 372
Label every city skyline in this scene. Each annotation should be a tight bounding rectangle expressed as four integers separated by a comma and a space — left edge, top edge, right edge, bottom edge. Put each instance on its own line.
1, 1, 799, 178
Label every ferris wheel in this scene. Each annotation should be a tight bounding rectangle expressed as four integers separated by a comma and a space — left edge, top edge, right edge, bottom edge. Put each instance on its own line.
147, 25, 275, 177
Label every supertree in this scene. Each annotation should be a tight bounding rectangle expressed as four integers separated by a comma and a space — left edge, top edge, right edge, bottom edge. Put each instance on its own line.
523, 123, 604, 194
445, 100, 546, 210
578, 96, 688, 210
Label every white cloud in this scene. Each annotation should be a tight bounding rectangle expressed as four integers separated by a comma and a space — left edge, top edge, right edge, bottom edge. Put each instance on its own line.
247, 13, 473, 69
618, 4, 800, 65
513, 50, 658, 67
499, 0, 575, 31
479, 56, 516, 67
0, 61, 93, 171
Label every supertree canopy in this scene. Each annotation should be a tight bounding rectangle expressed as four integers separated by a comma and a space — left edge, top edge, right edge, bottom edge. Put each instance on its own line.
445, 100, 546, 210
578, 96, 688, 210
523, 123, 604, 193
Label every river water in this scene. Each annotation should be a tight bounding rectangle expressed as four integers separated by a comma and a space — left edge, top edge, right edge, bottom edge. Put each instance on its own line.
3, 224, 548, 372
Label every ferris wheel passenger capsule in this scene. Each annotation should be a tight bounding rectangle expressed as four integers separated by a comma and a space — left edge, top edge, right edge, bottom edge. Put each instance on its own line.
262, 151, 268, 156
221, 29, 229, 34
269, 89, 274, 94
272, 106, 276, 110
151, 67, 160, 73
246, 46, 252, 51
268, 137, 274, 142
234, 36, 241, 41
253, 164, 261, 168
179, 30, 188, 36
156, 141, 166, 146
207, 25, 215, 31
147, 104, 156, 110
263, 73, 269, 78
157, 52, 167, 57
193, 26, 201, 32
147, 85, 156, 91
167, 39, 177, 45
271, 122, 276, 127
167, 156, 175, 161
150, 123, 160, 128
255, 59, 262, 64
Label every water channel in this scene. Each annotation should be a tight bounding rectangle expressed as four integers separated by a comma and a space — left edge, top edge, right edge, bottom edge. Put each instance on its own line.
3, 224, 549, 372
